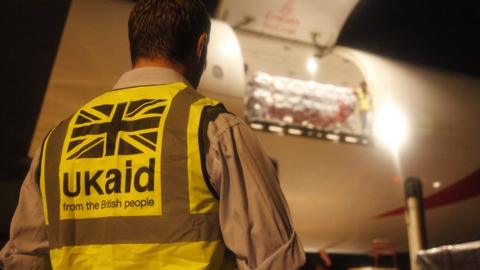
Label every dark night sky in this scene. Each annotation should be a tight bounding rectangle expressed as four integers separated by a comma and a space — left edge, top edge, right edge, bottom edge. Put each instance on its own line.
337, 1, 480, 78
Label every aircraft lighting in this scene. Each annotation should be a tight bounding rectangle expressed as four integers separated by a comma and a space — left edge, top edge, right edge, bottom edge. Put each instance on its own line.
345, 136, 359, 143
326, 133, 340, 141
306, 57, 318, 74
268, 125, 284, 133
375, 102, 408, 151
250, 123, 264, 130
288, 128, 302, 135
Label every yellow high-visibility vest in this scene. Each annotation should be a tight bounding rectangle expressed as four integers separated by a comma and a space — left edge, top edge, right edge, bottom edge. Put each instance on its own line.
356, 88, 372, 112
39, 83, 234, 270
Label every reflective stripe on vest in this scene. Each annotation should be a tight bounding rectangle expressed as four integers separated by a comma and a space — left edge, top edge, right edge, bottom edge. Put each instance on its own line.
39, 83, 233, 270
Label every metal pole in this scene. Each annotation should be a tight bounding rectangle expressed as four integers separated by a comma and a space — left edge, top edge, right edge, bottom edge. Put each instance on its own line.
404, 177, 427, 270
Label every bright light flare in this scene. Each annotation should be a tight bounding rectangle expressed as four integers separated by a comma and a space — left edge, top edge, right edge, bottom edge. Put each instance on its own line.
375, 102, 408, 151
433, 181, 441, 189
306, 57, 318, 74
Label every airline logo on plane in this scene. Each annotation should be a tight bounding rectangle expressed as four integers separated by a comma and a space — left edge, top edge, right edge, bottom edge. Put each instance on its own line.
66, 99, 166, 159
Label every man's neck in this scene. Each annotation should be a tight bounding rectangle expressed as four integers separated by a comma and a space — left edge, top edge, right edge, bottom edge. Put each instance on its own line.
133, 57, 186, 77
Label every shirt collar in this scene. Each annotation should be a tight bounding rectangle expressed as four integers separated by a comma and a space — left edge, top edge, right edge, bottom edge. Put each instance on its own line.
113, 67, 191, 90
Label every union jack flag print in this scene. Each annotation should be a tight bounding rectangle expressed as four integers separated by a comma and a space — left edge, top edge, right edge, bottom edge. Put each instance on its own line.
66, 99, 167, 159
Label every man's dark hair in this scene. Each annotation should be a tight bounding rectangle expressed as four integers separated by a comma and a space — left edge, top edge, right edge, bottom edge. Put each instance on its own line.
128, 0, 211, 64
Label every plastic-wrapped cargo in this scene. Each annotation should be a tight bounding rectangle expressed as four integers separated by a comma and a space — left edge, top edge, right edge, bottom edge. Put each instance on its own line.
245, 71, 362, 135
417, 241, 480, 270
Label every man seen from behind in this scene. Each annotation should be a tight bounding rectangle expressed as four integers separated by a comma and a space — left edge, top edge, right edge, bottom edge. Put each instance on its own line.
0, 0, 305, 269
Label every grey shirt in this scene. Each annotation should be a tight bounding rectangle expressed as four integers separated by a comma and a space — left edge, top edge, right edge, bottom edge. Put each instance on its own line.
0, 67, 305, 270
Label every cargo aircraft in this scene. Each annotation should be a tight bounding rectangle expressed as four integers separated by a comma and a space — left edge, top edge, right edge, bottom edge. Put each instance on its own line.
1, 0, 479, 263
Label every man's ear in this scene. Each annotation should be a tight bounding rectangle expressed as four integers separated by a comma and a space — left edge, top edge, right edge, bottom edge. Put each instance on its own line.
195, 33, 208, 62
